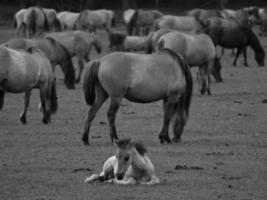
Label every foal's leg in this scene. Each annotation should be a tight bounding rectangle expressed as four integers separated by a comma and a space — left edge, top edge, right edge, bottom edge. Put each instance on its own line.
198, 65, 208, 95
76, 55, 85, 83
158, 98, 174, 144
107, 97, 122, 143
233, 47, 242, 66
0, 90, 5, 110
19, 90, 32, 124
82, 85, 108, 145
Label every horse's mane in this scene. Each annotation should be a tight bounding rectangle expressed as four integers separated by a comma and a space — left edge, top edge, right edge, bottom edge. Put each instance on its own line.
193, 16, 207, 30
116, 138, 147, 156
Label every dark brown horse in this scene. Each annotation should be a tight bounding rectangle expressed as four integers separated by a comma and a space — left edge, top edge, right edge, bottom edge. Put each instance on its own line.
206, 25, 265, 66
82, 48, 193, 145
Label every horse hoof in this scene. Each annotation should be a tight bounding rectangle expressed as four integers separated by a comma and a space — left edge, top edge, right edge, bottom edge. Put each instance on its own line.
200, 89, 205, 95
172, 137, 181, 143
42, 118, 50, 124
75, 78, 80, 84
159, 135, 171, 144
207, 90, 211, 95
20, 117, 27, 124
82, 135, 89, 145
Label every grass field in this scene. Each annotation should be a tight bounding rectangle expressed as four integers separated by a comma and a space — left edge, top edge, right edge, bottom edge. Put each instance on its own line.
0, 23, 267, 200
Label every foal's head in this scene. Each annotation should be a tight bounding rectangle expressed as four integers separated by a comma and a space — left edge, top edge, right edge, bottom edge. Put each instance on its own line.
115, 139, 147, 180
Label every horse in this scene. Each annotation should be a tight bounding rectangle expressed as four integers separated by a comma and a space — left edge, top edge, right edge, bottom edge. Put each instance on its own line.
108, 31, 148, 51
75, 9, 115, 33
146, 28, 175, 53
206, 25, 265, 67
245, 7, 267, 36
125, 9, 163, 35
46, 30, 102, 83
82, 48, 193, 145
211, 56, 223, 82
2, 38, 75, 89
153, 15, 206, 33
14, 8, 27, 37
84, 138, 160, 185
13, 6, 49, 38
157, 31, 216, 95
0, 46, 58, 124
221, 9, 251, 27
187, 8, 224, 24
57, 11, 80, 30
43, 8, 61, 31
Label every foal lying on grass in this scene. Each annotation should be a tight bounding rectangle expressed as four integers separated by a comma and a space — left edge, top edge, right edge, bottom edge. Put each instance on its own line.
84, 139, 160, 185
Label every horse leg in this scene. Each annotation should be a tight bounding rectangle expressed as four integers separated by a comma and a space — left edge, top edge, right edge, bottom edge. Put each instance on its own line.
158, 98, 174, 144
19, 90, 32, 124
107, 97, 122, 143
198, 66, 208, 95
76, 55, 84, 83
243, 46, 248, 66
233, 47, 242, 66
172, 103, 187, 143
82, 85, 108, 145
0, 90, 5, 110
39, 86, 51, 124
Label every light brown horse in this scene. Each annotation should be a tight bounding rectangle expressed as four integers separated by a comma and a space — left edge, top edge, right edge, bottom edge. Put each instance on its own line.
82, 48, 193, 145
0, 46, 57, 124
157, 31, 216, 95
46, 30, 102, 83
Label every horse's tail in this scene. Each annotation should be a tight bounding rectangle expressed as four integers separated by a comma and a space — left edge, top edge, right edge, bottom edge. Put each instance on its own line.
111, 11, 116, 27
83, 61, 100, 105
13, 16, 17, 28
178, 55, 193, 117
29, 8, 37, 37
145, 32, 154, 53
127, 9, 138, 35
49, 78, 58, 114
40, 8, 50, 31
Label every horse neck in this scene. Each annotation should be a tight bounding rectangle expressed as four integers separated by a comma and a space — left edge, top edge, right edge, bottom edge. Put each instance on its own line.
245, 28, 262, 52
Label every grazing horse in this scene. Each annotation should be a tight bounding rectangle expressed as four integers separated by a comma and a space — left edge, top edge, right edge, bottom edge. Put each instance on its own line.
57, 11, 80, 30
14, 6, 49, 38
187, 8, 224, 24
206, 25, 265, 66
75, 9, 115, 33
157, 31, 217, 95
0, 46, 58, 124
3, 38, 75, 89
82, 48, 193, 145
126, 9, 163, 35
108, 31, 148, 51
153, 15, 206, 33
46, 30, 102, 83
43, 8, 61, 31
85, 139, 160, 185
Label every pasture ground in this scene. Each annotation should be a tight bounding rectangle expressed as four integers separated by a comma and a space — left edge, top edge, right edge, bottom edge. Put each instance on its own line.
0, 24, 267, 200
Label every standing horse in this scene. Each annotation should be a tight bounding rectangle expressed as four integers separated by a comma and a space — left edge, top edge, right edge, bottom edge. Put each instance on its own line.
0, 46, 58, 124
146, 28, 175, 53
14, 6, 50, 38
187, 8, 224, 24
3, 38, 75, 89
43, 8, 61, 31
46, 30, 102, 83
14, 8, 27, 37
82, 48, 193, 145
85, 139, 160, 185
75, 9, 115, 33
157, 31, 216, 95
153, 15, 206, 33
126, 9, 163, 35
206, 25, 265, 66
57, 11, 80, 30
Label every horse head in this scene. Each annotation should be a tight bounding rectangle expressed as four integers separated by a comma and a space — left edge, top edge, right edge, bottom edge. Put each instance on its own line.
90, 32, 102, 54
115, 138, 147, 180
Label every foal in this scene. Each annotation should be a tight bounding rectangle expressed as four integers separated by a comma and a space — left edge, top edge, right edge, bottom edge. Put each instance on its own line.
84, 139, 160, 185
